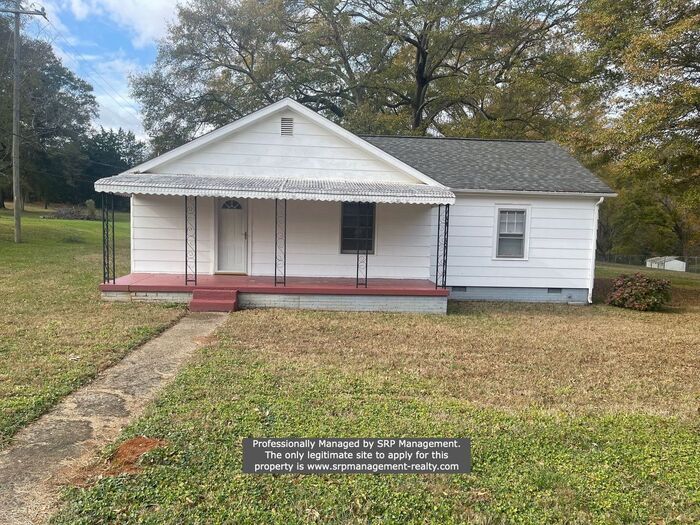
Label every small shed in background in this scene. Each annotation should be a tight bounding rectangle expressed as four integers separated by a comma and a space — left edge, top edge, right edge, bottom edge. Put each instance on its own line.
646, 256, 686, 272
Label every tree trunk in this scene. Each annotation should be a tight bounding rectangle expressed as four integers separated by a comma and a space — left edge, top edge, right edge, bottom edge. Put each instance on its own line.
411, 41, 429, 131
0, 188, 5, 208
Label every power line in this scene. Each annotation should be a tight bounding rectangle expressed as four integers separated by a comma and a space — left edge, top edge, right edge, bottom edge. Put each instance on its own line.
42, 15, 139, 109
0, 0, 47, 243
27, 13, 57, 46
41, 21, 144, 122
38, 16, 144, 123
11, 7, 147, 133
13, 15, 59, 91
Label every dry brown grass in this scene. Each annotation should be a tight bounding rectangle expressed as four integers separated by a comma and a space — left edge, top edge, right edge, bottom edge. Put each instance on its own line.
0, 210, 184, 445
221, 289, 700, 419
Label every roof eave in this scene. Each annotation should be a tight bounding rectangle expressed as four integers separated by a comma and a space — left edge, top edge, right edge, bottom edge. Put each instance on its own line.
94, 176, 455, 206
450, 188, 617, 198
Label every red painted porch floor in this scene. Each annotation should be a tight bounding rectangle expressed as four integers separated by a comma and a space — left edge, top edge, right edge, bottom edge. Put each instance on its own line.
100, 273, 449, 297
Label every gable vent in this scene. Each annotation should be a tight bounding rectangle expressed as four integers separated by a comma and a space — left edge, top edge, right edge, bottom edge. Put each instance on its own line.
280, 117, 294, 135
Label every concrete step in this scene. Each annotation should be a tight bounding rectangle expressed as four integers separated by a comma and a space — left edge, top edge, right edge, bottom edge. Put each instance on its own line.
189, 299, 237, 312
192, 289, 238, 300
189, 289, 238, 312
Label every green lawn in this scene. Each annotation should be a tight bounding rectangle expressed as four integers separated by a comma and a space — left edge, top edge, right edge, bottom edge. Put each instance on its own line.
53, 265, 699, 522
0, 205, 184, 446
596, 261, 700, 288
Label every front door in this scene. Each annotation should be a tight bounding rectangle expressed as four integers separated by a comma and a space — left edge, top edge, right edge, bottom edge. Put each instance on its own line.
217, 199, 247, 273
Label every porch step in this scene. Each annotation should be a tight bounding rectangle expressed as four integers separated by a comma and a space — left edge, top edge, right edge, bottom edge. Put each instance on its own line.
189, 289, 238, 312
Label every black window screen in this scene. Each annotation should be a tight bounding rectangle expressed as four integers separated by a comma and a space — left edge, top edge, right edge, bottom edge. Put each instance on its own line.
341, 202, 375, 253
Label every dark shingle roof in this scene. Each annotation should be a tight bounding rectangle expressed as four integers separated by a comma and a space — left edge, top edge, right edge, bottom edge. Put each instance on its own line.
362, 135, 614, 195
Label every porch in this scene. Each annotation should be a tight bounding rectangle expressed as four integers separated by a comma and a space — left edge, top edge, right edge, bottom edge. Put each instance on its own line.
95, 173, 454, 313
100, 273, 447, 296
101, 273, 449, 314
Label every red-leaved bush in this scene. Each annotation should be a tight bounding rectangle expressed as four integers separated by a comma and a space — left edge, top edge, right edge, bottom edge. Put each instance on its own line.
606, 273, 671, 311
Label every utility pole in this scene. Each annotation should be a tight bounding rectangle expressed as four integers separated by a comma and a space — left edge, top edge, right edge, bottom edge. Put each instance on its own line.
0, 1, 47, 242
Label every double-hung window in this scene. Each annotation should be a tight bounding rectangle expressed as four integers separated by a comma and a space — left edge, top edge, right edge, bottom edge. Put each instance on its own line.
496, 209, 526, 258
341, 202, 375, 253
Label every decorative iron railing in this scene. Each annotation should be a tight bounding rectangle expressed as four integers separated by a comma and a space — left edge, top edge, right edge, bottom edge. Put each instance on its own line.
101, 193, 115, 284
435, 204, 450, 289
274, 199, 287, 286
185, 196, 198, 285
356, 245, 369, 288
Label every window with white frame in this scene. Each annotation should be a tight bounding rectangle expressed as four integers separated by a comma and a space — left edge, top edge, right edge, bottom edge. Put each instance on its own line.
496, 209, 526, 258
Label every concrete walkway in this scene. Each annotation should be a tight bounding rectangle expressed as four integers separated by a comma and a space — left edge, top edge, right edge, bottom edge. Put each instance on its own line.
0, 312, 227, 525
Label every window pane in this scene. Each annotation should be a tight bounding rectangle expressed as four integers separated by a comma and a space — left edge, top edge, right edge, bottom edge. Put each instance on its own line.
221, 199, 242, 209
342, 238, 358, 252
513, 212, 524, 233
497, 236, 524, 258
359, 215, 373, 227
341, 202, 375, 253
358, 238, 372, 251
499, 210, 525, 234
344, 202, 359, 214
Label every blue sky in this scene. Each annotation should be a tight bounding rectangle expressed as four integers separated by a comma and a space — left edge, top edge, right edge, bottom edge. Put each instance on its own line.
26, 0, 180, 137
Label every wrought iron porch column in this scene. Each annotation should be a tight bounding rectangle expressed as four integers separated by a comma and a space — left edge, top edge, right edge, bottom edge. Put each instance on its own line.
185, 196, 197, 285
356, 245, 368, 288
435, 204, 450, 289
274, 199, 287, 286
101, 192, 115, 284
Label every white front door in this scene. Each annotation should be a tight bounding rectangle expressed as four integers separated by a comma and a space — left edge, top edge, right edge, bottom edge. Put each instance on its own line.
217, 199, 247, 273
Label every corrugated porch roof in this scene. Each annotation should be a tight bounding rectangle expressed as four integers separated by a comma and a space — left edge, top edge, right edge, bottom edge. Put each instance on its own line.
94, 173, 455, 205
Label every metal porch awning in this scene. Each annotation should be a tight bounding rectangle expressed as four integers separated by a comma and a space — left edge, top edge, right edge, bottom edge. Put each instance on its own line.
94, 173, 455, 205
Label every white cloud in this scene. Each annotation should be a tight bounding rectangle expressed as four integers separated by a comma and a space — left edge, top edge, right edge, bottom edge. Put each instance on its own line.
90, 54, 147, 136
96, 93, 144, 136
66, 0, 178, 48
27, 0, 180, 137
69, 0, 91, 20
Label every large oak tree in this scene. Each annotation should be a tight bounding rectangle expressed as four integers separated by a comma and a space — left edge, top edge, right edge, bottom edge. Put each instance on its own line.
132, 0, 590, 149
131, 0, 699, 257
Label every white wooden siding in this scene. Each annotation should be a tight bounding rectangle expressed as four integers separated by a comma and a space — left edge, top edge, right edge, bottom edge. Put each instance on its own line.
131, 194, 599, 289
131, 195, 214, 274
447, 194, 598, 289
156, 109, 419, 184
249, 200, 433, 279
131, 196, 433, 279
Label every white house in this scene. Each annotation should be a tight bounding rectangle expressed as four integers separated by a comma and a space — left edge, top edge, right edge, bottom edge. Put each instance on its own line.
95, 99, 615, 314
646, 256, 686, 272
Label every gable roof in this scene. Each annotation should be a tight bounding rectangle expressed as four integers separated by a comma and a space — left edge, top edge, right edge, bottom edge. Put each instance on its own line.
103, 98, 614, 198
128, 98, 443, 188
362, 136, 615, 196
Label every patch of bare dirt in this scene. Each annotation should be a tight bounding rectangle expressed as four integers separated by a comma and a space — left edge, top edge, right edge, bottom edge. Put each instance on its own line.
71, 437, 167, 487
193, 334, 219, 346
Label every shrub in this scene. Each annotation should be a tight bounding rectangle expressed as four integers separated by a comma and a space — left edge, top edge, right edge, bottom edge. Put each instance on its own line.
85, 199, 96, 220
606, 273, 671, 311
44, 205, 98, 221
